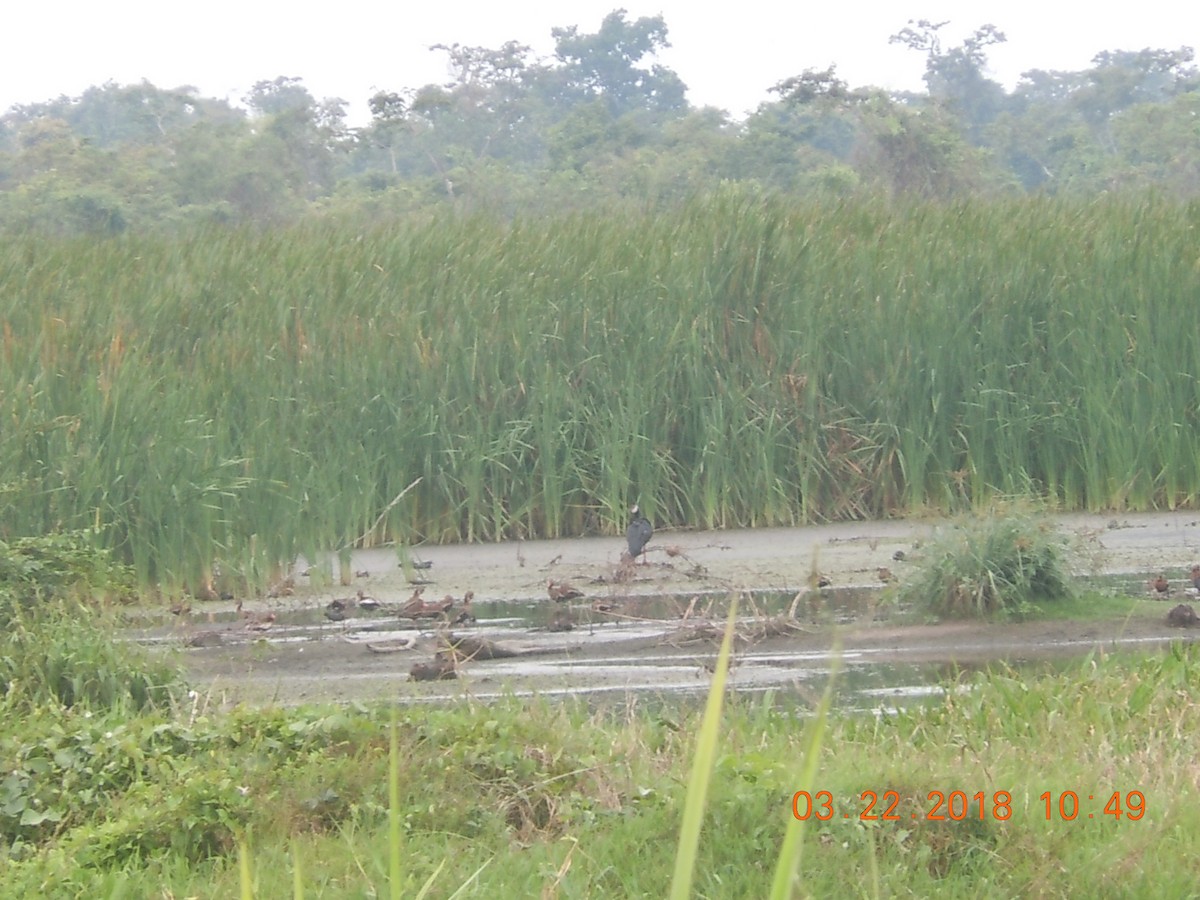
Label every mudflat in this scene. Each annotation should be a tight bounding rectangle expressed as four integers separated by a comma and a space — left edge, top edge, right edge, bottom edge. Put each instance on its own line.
161, 511, 1200, 706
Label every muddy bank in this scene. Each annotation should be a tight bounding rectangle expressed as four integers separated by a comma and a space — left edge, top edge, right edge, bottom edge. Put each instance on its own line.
193, 510, 1200, 616
172, 602, 1195, 708
145, 511, 1200, 708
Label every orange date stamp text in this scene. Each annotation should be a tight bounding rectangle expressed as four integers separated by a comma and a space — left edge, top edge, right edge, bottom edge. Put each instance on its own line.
791, 790, 1146, 822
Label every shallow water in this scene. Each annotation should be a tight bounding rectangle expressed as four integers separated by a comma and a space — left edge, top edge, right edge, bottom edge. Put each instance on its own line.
134, 575, 1196, 712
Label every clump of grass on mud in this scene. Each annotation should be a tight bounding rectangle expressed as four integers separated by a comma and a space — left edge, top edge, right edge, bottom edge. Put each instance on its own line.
894, 501, 1073, 618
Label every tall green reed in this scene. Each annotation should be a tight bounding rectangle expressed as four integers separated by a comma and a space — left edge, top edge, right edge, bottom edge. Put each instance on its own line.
2, 191, 1197, 584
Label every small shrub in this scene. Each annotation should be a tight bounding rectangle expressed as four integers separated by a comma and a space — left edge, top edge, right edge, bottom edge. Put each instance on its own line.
894, 502, 1074, 618
0, 531, 136, 616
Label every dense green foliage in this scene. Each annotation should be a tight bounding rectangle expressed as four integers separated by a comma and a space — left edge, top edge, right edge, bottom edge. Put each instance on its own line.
0, 529, 135, 610
4, 646, 1200, 895
893, 503, 1074, 618
3, 192, 1198, 586
0, 532, 182, 712
0, 14, 1197, 232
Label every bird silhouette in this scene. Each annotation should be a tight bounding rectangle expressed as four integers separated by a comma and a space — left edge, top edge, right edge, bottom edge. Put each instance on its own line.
626, 504, 653, 563
1151, 574, 1170, 596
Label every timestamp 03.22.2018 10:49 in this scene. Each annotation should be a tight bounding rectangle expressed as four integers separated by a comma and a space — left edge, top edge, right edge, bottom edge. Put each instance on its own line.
791, 790, 1147, 822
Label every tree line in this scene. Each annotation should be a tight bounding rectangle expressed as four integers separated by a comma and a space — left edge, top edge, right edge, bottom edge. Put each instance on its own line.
1, 12, 1197, 234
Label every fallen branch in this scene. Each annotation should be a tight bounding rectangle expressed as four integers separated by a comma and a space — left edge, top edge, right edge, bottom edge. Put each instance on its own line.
442, 634, 525, 661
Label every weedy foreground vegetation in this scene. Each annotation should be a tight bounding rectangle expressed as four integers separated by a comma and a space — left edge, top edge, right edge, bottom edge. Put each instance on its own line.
3, 191, 1200, 591
3, 534, 1200, 897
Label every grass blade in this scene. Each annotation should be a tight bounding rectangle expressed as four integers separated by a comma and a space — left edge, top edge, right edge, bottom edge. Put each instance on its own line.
669, 595, 739, 900
769, 643, 841, 899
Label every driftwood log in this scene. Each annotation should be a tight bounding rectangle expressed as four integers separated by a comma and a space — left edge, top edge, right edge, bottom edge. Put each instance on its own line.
443, 634, 523, 661
365, 636, 419, 654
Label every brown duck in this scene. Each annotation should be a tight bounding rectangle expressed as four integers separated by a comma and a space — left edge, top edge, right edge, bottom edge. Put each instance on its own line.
548, 579, 584, 603
244, 611, 277, 632
235, 599, 277, 630
409, 651, 458, 681
400, 588, 454, 619
450, 591, 476, 625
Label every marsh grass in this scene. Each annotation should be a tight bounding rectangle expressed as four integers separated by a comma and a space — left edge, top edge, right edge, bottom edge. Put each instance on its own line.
892, 501, 1075, 618
3, 192, 1199, 586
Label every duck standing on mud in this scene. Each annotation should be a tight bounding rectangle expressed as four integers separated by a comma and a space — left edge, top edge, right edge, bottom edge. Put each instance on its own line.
626, 504, 653, 564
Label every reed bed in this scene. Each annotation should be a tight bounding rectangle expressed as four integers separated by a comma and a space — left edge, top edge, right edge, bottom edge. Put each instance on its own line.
2, 190, 1198, 586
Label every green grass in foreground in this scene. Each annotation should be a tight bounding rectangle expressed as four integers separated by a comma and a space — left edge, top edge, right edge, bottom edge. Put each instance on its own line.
5, 642, 1200, 897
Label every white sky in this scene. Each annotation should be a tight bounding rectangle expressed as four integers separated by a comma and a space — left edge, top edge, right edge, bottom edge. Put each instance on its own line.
4, 2, 1197, 124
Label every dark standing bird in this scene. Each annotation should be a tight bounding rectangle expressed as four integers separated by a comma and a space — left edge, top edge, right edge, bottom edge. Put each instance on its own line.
1190, 565, 1200, 593
626, 504, 653, 564
1151, 574, 1170, 596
